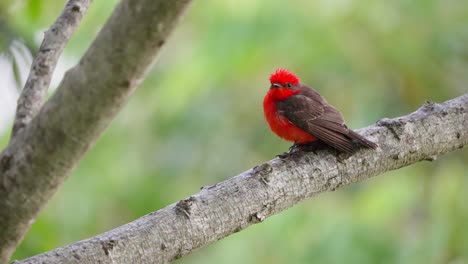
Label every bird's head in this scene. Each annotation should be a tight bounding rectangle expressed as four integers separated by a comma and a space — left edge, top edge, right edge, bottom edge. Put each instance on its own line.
269, 69, 300, 89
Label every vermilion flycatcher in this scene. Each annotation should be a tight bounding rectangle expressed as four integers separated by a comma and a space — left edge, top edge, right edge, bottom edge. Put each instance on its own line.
263, 69, 377, 153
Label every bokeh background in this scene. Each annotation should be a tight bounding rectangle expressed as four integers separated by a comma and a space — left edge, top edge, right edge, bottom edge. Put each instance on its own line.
1, 0, 468, 263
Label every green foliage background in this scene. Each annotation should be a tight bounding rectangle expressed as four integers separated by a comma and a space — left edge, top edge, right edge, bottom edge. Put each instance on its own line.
1, 0, 467, 263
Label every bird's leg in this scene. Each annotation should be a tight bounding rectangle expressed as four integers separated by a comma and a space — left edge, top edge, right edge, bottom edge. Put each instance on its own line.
276, 142, 299, 159
276, 142, 301, 159
288, 141, 299, 152
277, 141, 327, 159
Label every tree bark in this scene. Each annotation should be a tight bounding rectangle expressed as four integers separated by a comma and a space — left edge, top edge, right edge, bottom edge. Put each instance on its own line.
0, 0, 192, 263
11, 94, 468, 264
11, 0, 92, 138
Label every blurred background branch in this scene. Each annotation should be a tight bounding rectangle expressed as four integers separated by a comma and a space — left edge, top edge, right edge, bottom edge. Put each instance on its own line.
11, 0, 92, 138
14, 94, 468, 264
0, 0, 191, 263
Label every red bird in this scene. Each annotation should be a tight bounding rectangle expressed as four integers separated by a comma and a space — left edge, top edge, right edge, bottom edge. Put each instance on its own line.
263, 69, 377, 153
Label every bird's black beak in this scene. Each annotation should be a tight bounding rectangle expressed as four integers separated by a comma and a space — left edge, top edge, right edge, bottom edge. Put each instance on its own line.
270, 83, 281, 89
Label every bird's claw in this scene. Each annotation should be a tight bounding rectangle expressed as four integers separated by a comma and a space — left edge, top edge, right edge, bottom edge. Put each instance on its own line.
276, 142, 301, 159
276, 152, 290, 159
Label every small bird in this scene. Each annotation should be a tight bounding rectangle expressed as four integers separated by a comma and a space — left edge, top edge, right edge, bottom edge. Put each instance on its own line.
263, 69, 377, 153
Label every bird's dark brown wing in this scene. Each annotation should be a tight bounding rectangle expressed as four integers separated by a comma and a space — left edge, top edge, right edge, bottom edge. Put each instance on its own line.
276, 86, 359, 153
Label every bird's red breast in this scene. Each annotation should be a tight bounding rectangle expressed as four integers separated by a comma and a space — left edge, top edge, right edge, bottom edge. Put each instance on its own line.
263, 87, 317, 144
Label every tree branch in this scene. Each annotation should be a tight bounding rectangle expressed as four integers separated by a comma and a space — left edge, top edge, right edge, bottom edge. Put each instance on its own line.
13, 94, 468, 264
0, 0, 192, 263
11, 0, 92, 138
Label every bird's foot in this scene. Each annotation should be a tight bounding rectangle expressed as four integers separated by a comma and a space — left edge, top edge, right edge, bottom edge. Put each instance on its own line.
277, 141, 324, 159
288, 142, 300, 152
276, 142, 300, 159
276, 152, 290, 159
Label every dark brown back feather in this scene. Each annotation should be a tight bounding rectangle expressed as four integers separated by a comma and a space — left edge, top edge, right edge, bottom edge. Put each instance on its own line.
276, 85, 377, 153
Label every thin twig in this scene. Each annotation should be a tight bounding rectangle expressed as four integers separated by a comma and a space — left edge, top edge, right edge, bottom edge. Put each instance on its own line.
11, 0, 92, 138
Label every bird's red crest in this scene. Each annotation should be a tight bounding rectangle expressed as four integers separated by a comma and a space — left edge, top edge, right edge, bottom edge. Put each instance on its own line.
269, 69, 300, 86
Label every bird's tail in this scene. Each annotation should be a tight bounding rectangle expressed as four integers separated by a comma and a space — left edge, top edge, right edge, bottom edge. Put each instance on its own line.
347, 130, 378, 149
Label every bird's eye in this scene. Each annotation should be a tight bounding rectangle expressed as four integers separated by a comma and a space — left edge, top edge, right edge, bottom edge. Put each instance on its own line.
286, 83, 292, 88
